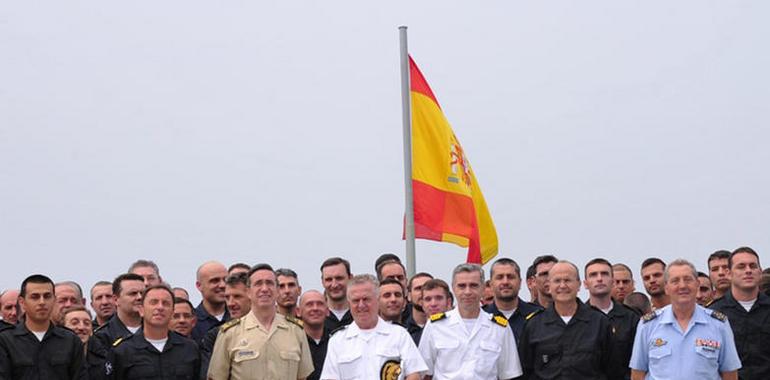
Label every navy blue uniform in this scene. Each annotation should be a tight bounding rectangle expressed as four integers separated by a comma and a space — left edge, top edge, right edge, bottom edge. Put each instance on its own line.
108, 329, 200, 380
87, 316, 135, 380
518, 300, 612, 380
191, 303, 229, 344
0, 322, 85, 380
483, 297, 543, 343
709, 291, 770, 379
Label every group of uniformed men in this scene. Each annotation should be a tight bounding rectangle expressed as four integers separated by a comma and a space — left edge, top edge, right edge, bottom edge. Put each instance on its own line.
0, 247, 769, 379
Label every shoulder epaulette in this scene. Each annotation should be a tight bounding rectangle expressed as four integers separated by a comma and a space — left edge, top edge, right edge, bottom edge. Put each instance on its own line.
710, 310, 727, 322
429, 312, 447, 322
642, 311, 658, 323
285, 315, 304, 328
491, 315, 508, 327
329, 325, 348, 336
525, 309, 543, 321
220, 318, 241, 333
112, 336, 127, 347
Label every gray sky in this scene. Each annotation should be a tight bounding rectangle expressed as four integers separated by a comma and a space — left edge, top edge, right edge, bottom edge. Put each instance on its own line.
2, 1, 768, 305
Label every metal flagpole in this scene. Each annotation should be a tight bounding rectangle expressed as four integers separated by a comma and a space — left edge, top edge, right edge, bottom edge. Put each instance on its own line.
399, 26, 416, 278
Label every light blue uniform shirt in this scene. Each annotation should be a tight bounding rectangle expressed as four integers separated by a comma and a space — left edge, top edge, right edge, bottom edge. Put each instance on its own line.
629, 304, 741, 380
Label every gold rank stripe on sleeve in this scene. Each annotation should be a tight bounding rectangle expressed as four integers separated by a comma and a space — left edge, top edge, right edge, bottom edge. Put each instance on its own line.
525, 309, 542, 321
429, 312, 447, 322
492, 315, 508, 327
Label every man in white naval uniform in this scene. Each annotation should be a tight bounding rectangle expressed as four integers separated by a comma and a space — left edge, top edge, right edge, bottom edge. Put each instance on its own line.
418, 263, 523, 380
320, 274, 427, 380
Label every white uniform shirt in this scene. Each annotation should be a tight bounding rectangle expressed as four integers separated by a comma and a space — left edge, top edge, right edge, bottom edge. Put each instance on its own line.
320, 317, 427, 380
418, 308, 523, 380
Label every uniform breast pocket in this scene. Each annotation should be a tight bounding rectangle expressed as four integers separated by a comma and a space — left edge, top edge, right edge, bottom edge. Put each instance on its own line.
694, 346, 719, 374
126, 364, 159, 378
338, 353, 363, 380
476, 340, 502, 376
280, 350, 301, 376
49, 354, 71, 372
174, 363, 195, 380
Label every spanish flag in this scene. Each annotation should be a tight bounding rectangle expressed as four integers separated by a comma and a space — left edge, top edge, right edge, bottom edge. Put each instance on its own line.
408, 56, 498, 264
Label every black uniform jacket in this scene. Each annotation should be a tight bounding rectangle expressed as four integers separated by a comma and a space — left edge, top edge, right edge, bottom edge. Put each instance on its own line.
483, 297, 544, 343
0, 322, 85, 380
518, 299, 613, 380
709, 291, 770, 380
87, 315, 134, 380
109, 329, 200, 380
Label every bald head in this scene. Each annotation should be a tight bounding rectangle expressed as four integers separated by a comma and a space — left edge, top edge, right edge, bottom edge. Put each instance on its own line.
196, 261, 228, 307
300, 290, 325, 305
1, 289, 20, 324
299, 290, 328, 329
197, 261, 227, 281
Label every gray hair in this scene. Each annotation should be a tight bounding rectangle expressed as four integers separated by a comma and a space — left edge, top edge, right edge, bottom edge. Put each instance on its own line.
452, 263, 485, 285
129, 259, 161, 276
55, 281, 84, 300
664, 259, 698, 283
347, 274, 380, 298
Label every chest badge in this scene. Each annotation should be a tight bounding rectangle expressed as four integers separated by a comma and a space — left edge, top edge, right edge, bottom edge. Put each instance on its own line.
542, 354, 549, 364
653, 338, 667, 347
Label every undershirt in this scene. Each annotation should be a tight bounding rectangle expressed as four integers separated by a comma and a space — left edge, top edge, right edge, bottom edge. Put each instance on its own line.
32, 331, 46, 341
330, 308, 349, 321
127, 326, 140, 334
462, 318, 477, 334
560, 316, 572, 324
499, 308, 516, 320
738, 299, 756, 312
214, 313, 225, 321
599, 302, 613, 315
358, 327, 375, 342
146, 337, 168, 352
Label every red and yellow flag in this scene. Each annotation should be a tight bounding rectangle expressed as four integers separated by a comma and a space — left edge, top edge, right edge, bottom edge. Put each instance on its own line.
408, 56, 498, 264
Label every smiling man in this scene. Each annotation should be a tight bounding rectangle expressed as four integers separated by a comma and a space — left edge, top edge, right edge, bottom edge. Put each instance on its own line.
378, 278, 407, 324
630, 259, 741, 380
321, 274, 426, 380
419, 263, 522, 380
170, 297, 197, 338
519, 260, 612, 379
87, 273, 145, 380
0, 274, 85, 379
709, 247, 770, 379
192, 261, 230, 343
483, 257, 542, 342
208, 263, 313, 380
320, 257, 353, 332
300, 290, 330, 380
109, 285, 200, 379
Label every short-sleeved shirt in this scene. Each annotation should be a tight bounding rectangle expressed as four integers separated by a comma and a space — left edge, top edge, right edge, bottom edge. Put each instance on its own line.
208, 312, 313, 380
629, 304, 742, 380
320, 317, 427, 380
418, 308, 522, 380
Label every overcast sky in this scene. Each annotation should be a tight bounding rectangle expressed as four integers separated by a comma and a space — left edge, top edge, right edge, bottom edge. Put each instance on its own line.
2, 1, 768, 305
